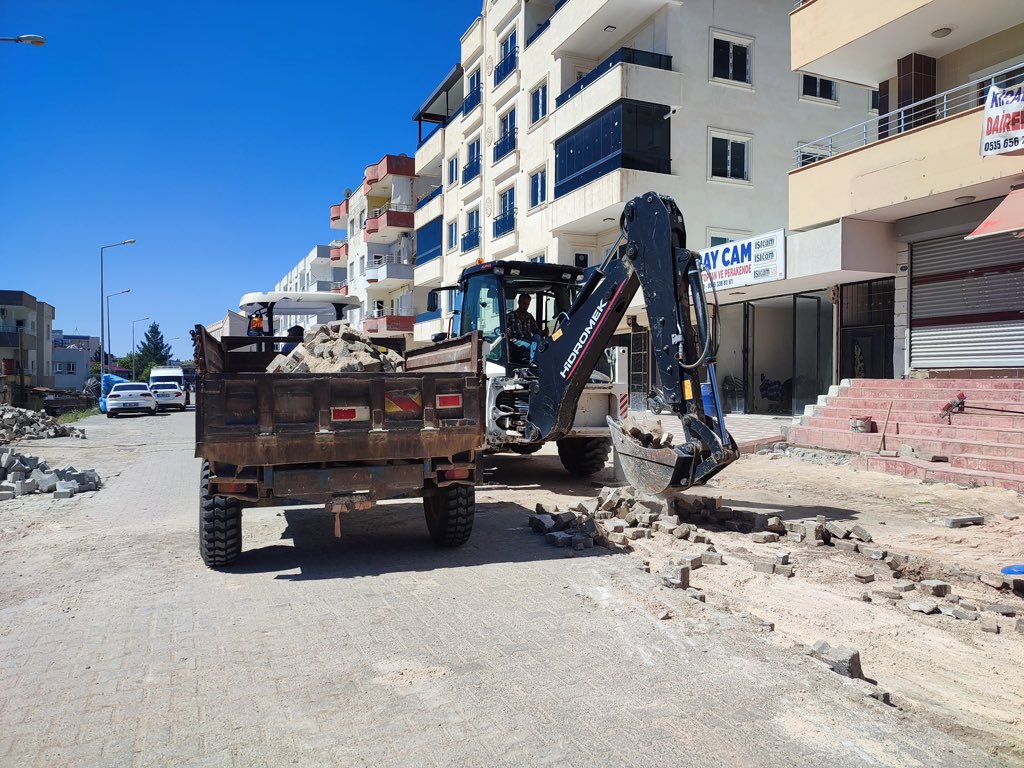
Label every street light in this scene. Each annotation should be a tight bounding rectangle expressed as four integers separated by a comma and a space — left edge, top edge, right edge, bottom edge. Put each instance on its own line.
165, 337, 181, 365
106, 289, 130, 373
131, 317, 150, 381
99, 239, 136, 378
0, 35, 46, 46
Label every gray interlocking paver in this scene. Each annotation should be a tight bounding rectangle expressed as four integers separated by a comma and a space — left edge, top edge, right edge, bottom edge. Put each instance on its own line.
0, 410, 1008, 766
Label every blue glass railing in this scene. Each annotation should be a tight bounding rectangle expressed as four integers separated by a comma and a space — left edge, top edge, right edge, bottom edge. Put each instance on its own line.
462, 155, 481, 184
417, 122, 442, 148
493, 131, 516, 162
415, 243, 441, 265
415, 186, 442, 210
526, 19, 550, 48
494, 48, 518, 87
462, 86, 481, 116
416, 308, 442, 323
555, 48, 672, 108
493, 209, 516, 238
461, 228, 480, 252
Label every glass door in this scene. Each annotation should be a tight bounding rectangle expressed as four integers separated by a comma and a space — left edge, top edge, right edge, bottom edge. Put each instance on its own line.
792, 291, 833, 414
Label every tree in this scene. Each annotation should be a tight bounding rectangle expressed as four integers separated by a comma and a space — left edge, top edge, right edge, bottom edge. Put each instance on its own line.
136, 322, 172, 371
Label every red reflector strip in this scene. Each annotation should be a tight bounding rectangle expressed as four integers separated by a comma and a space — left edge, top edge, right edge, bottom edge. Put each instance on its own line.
436, 394, 463, 409
331, 406, 370, 421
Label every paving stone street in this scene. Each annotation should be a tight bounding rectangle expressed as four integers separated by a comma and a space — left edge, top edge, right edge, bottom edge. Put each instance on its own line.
0, 411, 1010, 767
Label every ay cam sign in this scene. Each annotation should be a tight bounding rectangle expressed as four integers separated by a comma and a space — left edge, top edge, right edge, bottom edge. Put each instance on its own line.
698, 229, 785, 292
981, 84, 1024, 157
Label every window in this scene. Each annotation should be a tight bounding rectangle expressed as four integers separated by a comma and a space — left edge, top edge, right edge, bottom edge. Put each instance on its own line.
66, 361, 76, 375
709, 132, 750, 181
802, 74, 837, 102
709, 236, 731, 247
870, 89, 880, 112
530, 82, 548, 124
55, 361, 64, 374
495, 29, 518, 86
706, 230, 748, 248
447, 220, 458, 250
467, 207, 480, 233
529, 168, 547, 208
494, 107, 516, 161
464, 137, 482, 182
712, 34, 751, 84
464, 68, 482, 113
447, 156, 458, 186
530, 254, 545, 264
462, 208, 481, 252
795, 140, 828, 167
494, 186, 516, 237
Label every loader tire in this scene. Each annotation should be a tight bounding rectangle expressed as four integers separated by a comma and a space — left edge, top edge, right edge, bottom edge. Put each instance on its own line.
199, 460, 242, 568
507, 443, 543, 455
557, 437, 611, 477
424, 483, 475, 547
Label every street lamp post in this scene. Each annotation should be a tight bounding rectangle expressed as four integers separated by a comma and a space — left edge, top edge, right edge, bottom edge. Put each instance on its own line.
165, 337, 181, 365
99, 239, 136, 378
130, 317, 150, 381
0, 35, 46, 46
105, 289, 130, 375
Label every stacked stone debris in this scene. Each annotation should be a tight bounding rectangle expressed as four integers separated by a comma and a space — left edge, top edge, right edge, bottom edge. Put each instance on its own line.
613, 414, 675, 448
0, 447, 101, 501
0, 405, 86, 444
265, 321, 405, 374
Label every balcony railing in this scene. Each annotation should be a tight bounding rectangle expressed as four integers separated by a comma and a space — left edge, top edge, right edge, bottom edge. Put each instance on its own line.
368, 253, 413, 268
416, 186, 443, 210
416, 308, 442, 323
555, 48, 673, 109
526, 19, 550, 48
417, 121, 442, 148
494, 48, 518, 87
493, 131, 516, 162
461, 227, 481, 252
332, 281, 348, 295
366, 201, 414, 220
462, 85, 482, 116
462, 155, 481, 184
493, 208, 516, 238
794, 62, 1024, 168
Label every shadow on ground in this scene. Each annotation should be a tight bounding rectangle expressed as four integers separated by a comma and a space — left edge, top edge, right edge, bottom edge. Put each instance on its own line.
229, 499, 617, 581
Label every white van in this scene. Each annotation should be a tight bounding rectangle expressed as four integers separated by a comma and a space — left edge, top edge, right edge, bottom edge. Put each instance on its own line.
149, 365, 189, 405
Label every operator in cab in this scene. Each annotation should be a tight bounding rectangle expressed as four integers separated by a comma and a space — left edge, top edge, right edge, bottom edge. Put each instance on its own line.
506, 292, 542, 366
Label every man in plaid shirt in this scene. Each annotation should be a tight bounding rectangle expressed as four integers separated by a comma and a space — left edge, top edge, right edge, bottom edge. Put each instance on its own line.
506, 292, 542, 365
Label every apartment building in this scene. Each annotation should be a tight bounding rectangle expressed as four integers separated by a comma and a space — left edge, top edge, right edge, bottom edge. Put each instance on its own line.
411, 0, 875, 412
0, 291, 56, 400
788, 0, 1024, 379
271, 244, 346, 331
329, 154, 428, 349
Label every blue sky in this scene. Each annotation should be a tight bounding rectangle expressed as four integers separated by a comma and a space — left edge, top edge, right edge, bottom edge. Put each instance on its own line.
0, 1, 481, 361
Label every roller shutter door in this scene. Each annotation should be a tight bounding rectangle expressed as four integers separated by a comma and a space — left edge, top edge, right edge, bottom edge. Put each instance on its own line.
910, 233, 1024, 368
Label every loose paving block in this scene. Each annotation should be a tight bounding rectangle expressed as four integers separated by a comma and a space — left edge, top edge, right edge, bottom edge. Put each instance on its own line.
907, 600, 939, 615
571, 534, 594, 549
850, 525, 873, 543
653, 522, 677, 534
701, 551, 724, 566
775, 551, 790, 566
986, 604, 1016, 617
0, 491, 13, 501
535, 502, 556, 516
951, 606, 979, 621
624, 528, 647, 541
810, 640, 863, 679
676, 553, 702, 571
766, 516, 786, 534
607, 532, 628, 546
603, 520, 626, 534
979, 573, 1007, 590
872, 590, 903, 601
660, 564, 690, 589
53, 490, 73, 499
529, 514, 555, 533
1016, 618, 1024, 634
752, 532, 778, 544
919, 580, 951, 597
886, 553, 909, 572
623, 510, 640, 526
775, 564, 795, 578
685, 588, 706, 603
580, 518, 598, 537
833, 539, 859, 553
637, 513, 658, 527
852, 571, 875, 584
890, 580, 914, 593
13, 479, 37, 495
862, 547, 887, 561
672, 525, 690, 540
545, 531, 573, 547
980, 615, 1000, 634
692, 533, 711, 544
753, 561, 775, 575
944, 515, 984, 528
551, 511, 577, 532
825, 521, 852, 540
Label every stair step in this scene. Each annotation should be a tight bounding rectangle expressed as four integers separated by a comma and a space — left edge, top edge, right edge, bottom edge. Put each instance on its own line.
845, 378, 1024, 391
788, 426, 1024, 459
827, 396, 1024, 413
810, 407, 1024, 430
949, 453, 1024, 475
804, 416, 1024, 444
848, 387, 1024, 403
856, 456, 1023, 493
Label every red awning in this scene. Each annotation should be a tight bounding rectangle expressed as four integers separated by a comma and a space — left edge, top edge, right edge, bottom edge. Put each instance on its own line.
965, 189, 1024, 240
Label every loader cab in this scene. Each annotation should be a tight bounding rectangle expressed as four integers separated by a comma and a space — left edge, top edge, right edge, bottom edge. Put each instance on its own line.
452, 261, 583, 373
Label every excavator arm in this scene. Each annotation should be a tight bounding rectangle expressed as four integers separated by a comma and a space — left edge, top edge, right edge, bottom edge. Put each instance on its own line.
524, 192, 738, 494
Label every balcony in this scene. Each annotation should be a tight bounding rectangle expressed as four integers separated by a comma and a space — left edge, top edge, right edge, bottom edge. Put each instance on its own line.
549, 168, 685, 234
494, 48, 518, 88
789, 64, 1024, 229
416, 186, 442, 210
547, 0, 680, 56
493, 131, 516, 163
461, 227, 481, 253
556, 48, 672, 108
332, 281, 349, 296
362, 154, 416, 196
365, 254, 414, 289
790, 0, 1024, 86
493, 209, 516, 239
363, 312, 415, 335
462, 155, 481, 184
364, 202, 415, 242
462, 85, 481, 117
330, 242, 349, 261
329, 198, 349, 229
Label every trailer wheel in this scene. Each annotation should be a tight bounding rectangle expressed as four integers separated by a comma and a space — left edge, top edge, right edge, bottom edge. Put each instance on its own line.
507, 443, 543, 455
199, 460, 242, 567
557, 437, 611, 477
424, 483, 475, 547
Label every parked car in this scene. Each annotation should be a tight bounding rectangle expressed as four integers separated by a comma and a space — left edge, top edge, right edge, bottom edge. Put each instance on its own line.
150, 382, 187, 411
106, 382, 157, 417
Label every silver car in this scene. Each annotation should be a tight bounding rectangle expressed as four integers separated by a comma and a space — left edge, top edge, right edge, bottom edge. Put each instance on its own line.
106, 382, 158, 418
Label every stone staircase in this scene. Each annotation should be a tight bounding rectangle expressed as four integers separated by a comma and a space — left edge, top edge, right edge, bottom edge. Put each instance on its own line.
786, 378, 1024, 493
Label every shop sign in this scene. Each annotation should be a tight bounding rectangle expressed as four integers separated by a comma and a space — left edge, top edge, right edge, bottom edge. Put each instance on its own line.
981, 84, 1024, 157
698, 229, 785, 292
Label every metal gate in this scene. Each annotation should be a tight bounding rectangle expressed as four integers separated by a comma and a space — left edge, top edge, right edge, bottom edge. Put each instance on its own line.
629, 328, 649, 411
910, 232, 1024, 368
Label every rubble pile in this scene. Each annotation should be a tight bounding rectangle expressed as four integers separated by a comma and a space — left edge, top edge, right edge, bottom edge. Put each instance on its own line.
0, 447, 101, 501
266, 321, 404, 374
0, 405, 86, 443
613, 415, 675, 448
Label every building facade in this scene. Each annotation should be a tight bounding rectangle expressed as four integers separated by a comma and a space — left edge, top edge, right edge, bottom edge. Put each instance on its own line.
272, 244, 346, 331
411, 0, 877, 412
329, 154, 426, 348
52, 329, 91, 391
788, 0, 1024, 380
0, 290, 55, 398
